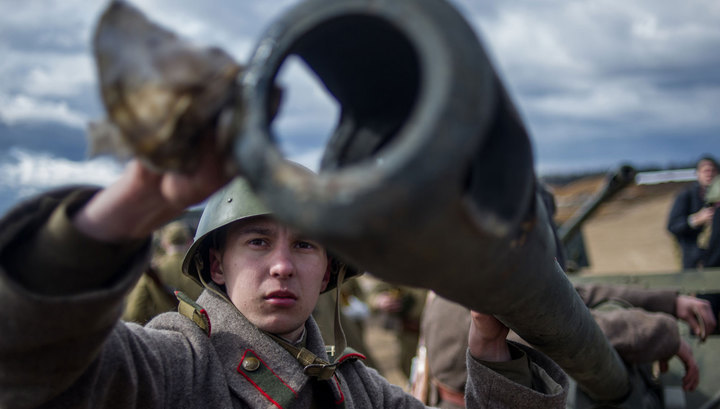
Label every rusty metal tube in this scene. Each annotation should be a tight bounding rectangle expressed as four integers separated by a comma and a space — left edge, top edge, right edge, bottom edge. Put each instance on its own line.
234, 0, 629, 401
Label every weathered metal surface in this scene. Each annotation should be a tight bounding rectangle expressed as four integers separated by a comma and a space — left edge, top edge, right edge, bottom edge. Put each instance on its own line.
89, 0, 720, 405
571, 268, 720, 293
235, 0, 630, 402
89, 0, 242, 173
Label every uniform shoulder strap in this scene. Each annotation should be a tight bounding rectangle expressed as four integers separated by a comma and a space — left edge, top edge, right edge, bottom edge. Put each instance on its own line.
176, 291, 211, 336
334, 347, 366, 364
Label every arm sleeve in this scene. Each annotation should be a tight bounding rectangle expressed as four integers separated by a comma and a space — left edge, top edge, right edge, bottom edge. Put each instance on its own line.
2, 188, 147, 294
667, 190, 698, 237
465, 342, 567, 409
422, 295, 568, 407
575, 284, 677, 315
337, 343, 567, 409
591, 309, 680, 363
0, 188, 154, 408
475, 343, 533, 388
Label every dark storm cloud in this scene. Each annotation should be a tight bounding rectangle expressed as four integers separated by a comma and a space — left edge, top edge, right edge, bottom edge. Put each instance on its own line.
464, 0, 720, 174
0, 122, 88, 161
1, 0, 719, 216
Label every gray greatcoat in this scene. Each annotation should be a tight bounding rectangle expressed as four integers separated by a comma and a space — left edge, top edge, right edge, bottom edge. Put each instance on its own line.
0, 188, 567, 409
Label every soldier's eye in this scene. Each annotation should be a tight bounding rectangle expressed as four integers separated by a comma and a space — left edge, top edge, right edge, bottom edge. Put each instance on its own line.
248, 238, 268, 247
296, 241, 315, 250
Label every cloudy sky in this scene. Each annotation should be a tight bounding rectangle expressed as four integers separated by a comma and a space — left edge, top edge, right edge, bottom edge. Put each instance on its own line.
1, 0, 719, 215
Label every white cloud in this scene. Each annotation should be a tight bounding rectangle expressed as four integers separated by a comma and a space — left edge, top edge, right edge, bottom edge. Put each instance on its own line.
250, 1, 300, 20
1, 0, 719, 179
530, 82, 720, 128
466, 1, 720, 92
125, 0, 268, 61
449, 0, 720, 156
0, 94, 88, 128
0, 49, 97, 131
271, 56, 339, 157
21, 53, 95, 97
0, 148, 122, 196
0, 0, 101, 39
288, 148, 323, 173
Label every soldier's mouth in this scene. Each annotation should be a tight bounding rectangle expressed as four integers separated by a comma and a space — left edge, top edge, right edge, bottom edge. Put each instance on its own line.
264, 291, 298, 306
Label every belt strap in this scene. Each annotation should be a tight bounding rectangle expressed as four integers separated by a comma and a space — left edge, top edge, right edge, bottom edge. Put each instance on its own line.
266, 333, 338, 380
433, 379, 465, 408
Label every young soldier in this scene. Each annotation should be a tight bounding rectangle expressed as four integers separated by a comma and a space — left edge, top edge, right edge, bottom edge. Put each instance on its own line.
0, 156, 567, 408
123, 220, 203, 324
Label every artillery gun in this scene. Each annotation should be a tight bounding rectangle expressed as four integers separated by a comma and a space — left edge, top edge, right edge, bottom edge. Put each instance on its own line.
92, 0, 720, 407
230, 0, 665, 406
557, 164, 637, 272
231, 1, 720, 407
558, 164, 638, 246
549, 166, 720, 408
571, 270, 720, 409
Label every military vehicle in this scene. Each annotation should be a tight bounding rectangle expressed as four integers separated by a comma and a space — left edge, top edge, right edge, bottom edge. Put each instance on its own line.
553, 166, 720, 408
91, 0, 720, 407
558, 164, 637, 258
570, 269, 720, 409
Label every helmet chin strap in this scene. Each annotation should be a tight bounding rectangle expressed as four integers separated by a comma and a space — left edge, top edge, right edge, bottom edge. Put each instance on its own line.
331, 266, 348, 358
296, 265, 349, 380
204, 258, 350, 380
272, 265, 349, 380
197, 254, 232, 303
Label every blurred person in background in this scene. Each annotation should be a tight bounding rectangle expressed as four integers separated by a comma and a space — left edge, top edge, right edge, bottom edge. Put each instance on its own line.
313, 278, 378, 369
367, 279, 427, 386
123, 220, 203, 324
414, 286, 716, 409
667, 155, 719, 269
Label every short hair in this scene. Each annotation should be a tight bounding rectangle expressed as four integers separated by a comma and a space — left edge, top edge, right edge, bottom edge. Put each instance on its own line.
696, 155, 719, 171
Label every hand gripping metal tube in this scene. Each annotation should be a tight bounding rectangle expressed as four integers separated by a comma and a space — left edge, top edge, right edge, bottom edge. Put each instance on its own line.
234, 0, 629, 402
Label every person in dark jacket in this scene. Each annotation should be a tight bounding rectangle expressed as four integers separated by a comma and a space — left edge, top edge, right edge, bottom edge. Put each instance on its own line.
667, 155, 719, 269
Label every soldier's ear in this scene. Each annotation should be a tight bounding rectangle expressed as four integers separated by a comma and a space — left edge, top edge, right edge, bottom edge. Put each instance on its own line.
319, 262, 331, 292
209, 249, 226, 285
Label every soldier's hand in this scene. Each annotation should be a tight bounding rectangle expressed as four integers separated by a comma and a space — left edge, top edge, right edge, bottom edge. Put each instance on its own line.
676, 339, 700, 391
468, 311, 511, 362
74, 134, 231, 242
675, 295, 716, 341
374, 292, 403, 312
689, 207, 714, 227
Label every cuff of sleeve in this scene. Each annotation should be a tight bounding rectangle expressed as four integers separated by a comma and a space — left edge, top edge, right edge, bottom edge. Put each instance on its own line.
634, 289, 678, 315
473, 343, 533, 388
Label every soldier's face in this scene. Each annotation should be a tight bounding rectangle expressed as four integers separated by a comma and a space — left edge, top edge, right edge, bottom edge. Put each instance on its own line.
209, 216, 330, 341
697, 161, 718, 187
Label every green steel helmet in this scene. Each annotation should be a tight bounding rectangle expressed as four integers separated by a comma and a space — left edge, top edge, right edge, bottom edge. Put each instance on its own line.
182, 176, 355, 293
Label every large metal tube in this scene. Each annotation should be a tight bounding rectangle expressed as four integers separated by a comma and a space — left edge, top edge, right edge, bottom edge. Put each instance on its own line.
234, 0, 629, 402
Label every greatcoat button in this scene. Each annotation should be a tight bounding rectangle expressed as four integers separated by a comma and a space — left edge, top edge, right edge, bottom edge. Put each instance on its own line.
242, 357, 260, 371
